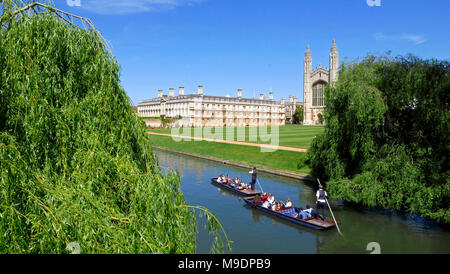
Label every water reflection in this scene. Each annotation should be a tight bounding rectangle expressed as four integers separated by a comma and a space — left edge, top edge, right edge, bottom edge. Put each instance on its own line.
155, 150, 450, 254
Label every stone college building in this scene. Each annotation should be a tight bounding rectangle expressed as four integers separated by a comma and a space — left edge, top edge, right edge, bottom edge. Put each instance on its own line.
137, 87, 286, 127
138, 40, 338, 127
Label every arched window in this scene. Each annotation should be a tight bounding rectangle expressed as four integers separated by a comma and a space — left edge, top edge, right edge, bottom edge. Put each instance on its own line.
312, 82, 326, 107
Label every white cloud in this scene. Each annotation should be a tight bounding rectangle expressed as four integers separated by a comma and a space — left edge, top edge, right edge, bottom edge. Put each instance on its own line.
373, 32, 426, 45
80, 0, 206, 15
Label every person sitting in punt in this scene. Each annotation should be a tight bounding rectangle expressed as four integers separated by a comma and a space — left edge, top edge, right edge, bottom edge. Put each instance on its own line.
279, 201, 285, 209
217, 174, 226, 183
267, 193, 275, 204
262, 200, 271, 208
272, 201, 280, 211
234, 178, 243, 190
261, 193, 268, 203
239, 181, 247, 190
232, 177, 241, 190
234, 182, 241, 190
253, 194, 262, 205
302, 204, 314, 218
285, 198, 292, 208
225, 174, 231, 182
298, 207, 309, 220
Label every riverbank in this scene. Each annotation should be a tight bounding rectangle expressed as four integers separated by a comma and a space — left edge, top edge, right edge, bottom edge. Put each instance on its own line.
147, 132, 308, 152
152, 146, 315, 182
148, 134, 311, 175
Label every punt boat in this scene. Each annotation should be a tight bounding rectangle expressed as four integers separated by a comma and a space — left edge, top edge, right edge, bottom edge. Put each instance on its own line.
243, 197, 337, 230
211, 177, 262, 197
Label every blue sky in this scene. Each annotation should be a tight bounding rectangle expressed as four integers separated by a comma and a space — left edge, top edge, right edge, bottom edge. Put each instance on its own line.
54, 0, 450, 105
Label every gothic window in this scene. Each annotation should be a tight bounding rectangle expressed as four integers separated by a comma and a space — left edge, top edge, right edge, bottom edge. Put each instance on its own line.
312, 82, 326, 107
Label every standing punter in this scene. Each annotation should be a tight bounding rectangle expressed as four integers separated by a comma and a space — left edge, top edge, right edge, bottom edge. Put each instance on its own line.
249, 167, 257, 190
316, 185, 328, 221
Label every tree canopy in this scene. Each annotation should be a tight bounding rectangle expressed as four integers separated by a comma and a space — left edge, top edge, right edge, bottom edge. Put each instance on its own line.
306, 55, 449, 223
292, 106, 304, 124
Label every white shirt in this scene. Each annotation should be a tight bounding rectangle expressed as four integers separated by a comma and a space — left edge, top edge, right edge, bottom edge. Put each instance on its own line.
285, 201, 292, 207
316, 190, 328, 203
268, 196, 274, 204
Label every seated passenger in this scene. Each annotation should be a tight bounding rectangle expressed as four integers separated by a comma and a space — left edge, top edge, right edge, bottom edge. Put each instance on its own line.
285, 198, 292, 208
279, 201, 285, 209
253, 194, 262, 205
261, 193, 268, 202
272, 202, 280, 211
221, 175, 227, 183
267, 193, 275, 204
217, 174, 226, 183
303, 204, 314, 218
262, 201, 271, 208
225, 174, 231, 182
298, 208, 309, 220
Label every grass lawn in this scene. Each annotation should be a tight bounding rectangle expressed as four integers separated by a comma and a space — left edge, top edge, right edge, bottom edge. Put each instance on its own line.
148, 125, 324, 149
148, 134, 311, 175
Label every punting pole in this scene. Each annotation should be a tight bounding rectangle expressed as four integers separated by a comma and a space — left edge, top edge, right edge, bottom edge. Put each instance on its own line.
317, 178, 342, 235
256, 178, 264, 194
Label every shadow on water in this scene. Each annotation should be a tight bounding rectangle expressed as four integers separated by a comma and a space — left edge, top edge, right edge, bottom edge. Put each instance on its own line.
155, 149, 450, 254
341, 202, 450, 232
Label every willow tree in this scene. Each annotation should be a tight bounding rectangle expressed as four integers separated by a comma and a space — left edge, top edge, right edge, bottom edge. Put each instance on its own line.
306, 55, 449, 223
0, 1, 229, 253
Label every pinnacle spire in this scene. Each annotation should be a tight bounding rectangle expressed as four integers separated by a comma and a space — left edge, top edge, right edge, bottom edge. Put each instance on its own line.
331, 40, 337, 52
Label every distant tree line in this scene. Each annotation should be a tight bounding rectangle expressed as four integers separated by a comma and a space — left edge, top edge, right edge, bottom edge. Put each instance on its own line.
302, 55, 449, 223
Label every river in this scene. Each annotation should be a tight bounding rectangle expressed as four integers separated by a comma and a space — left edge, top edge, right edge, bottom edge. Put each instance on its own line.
155, 149, 450, 254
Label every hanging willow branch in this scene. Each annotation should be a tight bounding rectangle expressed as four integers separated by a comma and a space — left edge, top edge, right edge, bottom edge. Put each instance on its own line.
1, 1, 113, 56
180, 205, 233, 254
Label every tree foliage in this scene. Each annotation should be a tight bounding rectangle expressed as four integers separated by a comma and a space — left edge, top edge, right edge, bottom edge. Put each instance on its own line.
306, 55, 449, 223
292, 106, 304, 124
0, 1, 229, 253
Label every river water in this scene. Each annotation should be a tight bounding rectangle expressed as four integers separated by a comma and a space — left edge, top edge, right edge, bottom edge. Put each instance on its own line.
155, 150, 450, 254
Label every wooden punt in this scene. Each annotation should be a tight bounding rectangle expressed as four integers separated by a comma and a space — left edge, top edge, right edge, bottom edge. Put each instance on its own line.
243, 197, 337, 230
211, 178, 262, 197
